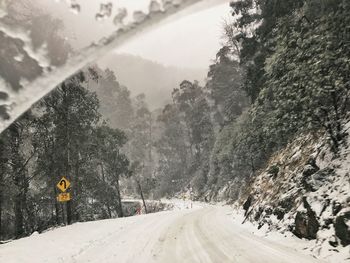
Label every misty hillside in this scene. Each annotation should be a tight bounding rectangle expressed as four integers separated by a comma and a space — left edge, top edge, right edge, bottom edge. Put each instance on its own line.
98, 53, 207, 109
1, 1, 350, 262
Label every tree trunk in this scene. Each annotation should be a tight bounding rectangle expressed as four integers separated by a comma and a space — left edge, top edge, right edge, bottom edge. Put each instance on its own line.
100, 163, 112, 218
14, 170, 28, 238
54, 186, 60, 225
16, 171, 30, 238
14, 193, 24, 238
106, 204, 112, 218
63, 84, 72, 225
66, 201, 72, 225
250, 153, 255, 176
61, 203, 66, 225
115, 176, 124, 218
148, 116, 153, 162
0, 139, 3, 240
73, 162, 80, 221
0, 183, 2, 240
137, 180, 148, 214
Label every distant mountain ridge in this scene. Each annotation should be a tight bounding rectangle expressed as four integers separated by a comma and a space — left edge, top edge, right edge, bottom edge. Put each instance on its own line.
98, 53, 207, 110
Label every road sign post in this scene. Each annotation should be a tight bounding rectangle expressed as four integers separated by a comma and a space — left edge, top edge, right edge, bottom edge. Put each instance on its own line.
56, 177, 72, 225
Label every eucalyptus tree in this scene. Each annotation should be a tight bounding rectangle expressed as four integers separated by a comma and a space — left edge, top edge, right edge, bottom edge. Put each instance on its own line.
95, 125, 129, 217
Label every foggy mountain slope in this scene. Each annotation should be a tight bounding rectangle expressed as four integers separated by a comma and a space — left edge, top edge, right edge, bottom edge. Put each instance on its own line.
98, 53, 207, 109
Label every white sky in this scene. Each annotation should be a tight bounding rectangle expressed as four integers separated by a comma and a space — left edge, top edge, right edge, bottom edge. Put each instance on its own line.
40, 0, 232, 69
117, 3, 231, 69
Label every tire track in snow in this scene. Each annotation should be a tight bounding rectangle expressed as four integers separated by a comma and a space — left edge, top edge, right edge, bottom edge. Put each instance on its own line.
0, 205, 325, 263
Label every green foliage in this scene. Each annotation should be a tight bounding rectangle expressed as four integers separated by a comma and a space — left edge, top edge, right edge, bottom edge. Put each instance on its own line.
229, 0, 304, 102
267, 165, 280, 177
88, 67, 134, 130
0, 69, 132, 239
154, 80, 215, 196
206, 46, 249, 125
262, 3, 350, 150
207, 0, 349, 199
151, 1, 349, 201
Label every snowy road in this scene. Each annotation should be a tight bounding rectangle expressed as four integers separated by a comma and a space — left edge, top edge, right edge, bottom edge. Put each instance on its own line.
0, 205, 323, 263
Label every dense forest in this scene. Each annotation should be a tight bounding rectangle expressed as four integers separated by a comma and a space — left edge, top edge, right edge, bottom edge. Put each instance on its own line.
152, 0, 349, 200
0, 0, 349, 244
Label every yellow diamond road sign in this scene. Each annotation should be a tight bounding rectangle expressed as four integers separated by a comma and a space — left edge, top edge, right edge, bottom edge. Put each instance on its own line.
57, 177, 70, 192
57, 193, 71, 202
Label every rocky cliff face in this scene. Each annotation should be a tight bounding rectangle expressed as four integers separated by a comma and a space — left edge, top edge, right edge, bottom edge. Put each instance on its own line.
239, 121, 350, 260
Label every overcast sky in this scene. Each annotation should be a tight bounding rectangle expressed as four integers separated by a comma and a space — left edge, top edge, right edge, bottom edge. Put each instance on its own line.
40, 0, 232, 70
117, 3, 231, 69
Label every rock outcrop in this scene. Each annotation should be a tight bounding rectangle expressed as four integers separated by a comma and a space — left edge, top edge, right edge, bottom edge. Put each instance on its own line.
237, 122, 350, 260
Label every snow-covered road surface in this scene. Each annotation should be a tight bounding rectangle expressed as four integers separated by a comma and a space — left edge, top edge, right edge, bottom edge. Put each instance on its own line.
0, 205, 323, 263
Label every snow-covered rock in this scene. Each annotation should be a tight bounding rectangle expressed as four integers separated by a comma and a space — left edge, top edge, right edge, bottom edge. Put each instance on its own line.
238, 120, 350, 262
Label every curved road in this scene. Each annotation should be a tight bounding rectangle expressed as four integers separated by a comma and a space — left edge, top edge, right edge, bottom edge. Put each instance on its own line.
0, 205, 323, 263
